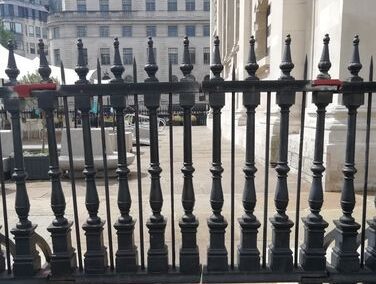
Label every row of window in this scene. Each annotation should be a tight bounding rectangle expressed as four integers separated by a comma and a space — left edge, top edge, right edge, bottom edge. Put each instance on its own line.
52, 24, 209, 39
76, 0, 209, 12
0, 4, 48, 22
3, 21, 47, 39
53, 47, 210, 66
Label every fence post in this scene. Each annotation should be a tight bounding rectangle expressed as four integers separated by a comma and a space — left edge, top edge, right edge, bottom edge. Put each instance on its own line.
178, 36, 200, 274
268, 35, 295, 272
74, 39, 108, 274
331, 35, 363, 273
110, 38, 138, 273
144, 37, 169, 273
300, 34, 331, 271
5, 40, 41, 277
37, 39, 76, 276
207, 36, 228, 272
238, 36, 261, 272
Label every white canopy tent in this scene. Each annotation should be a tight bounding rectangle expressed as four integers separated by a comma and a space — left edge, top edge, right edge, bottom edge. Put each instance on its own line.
0, 44, 96, 84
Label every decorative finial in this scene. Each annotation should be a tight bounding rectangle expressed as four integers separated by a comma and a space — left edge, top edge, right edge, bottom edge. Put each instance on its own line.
144, 37, 158, 81
348, 35, 363, 82
5, 40, 20, 84
317, 34, 331, 79
110, 37, 125, 82
279, 34, 294, 80
210, 36, 223, 79
245, 36, 259, 80
75, 39, 89, 84
38, 39, 52, 83
180, 36, 193, 77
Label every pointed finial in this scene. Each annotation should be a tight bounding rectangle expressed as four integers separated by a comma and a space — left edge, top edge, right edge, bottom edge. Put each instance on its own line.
210, 36, 223, 80
38, 39, 52, 83
144, 37, 158, 81
348, 35, 363, 82
5, 40, 20, 84
279, 34, 294, 80
110, 37, 125, 82
180, 36, 194, 78
75, 39, 89, 84
317, 34, 331, 79
245, 36, 259, 80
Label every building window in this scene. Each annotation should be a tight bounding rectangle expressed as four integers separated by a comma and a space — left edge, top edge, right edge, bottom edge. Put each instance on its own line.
203, 0, 210, 11
123, 48, 133, 65
42, 27, 47, 39
15, 23, 23, 34
99, 26, 110, 37
99, 0, 109, 13
168, 0, 177, 11
100, 48, 111, 65
185, 0, 195, 11
203, 47, 210, 64
122, 25, 132, 37
185, 25, 195, 37
28, 25, 34, 37
189, 47, 196, 64
54, 49, 61, 65
30, 42, 36, 54
168, 48, 178, 65
146, 25, 156, 37
76, 26, 87, 37
145, 0, 155, 11
35, 26, 41, 38
203, 25, 210, 36
123, 0, 132, 11
77, 0, 86, 12
52, 27, 60, 39
168, 26, 178, 37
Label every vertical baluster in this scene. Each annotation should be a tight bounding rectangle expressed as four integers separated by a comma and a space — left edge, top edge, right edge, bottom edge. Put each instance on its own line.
5, 40, 41, 277
238, 36, 261, 272
178, 36, 200, 274
207, 36, 228, 272
268, 35, 295, 272
144, 37, 168, 273
299, 34, 331, 271
36, 40, 76, 276
365, 57, 376, 271
74, 39, 108, 274
110, 38, 138, 272
331, 35, 363, 273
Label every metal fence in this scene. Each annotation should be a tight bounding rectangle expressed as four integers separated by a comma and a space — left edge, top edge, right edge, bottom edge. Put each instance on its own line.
0, 33, 374, 283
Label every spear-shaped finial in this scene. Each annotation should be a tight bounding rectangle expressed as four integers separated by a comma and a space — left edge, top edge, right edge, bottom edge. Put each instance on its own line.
111, 37, 125, 82
210, 36, 223, 79
279, 34, 294, 80
317, 34, 331, 79
180, 36, 193, 77
38, 39, 52, 82
144, 37, 158, 81
348, 35, 363, 82
5, 40, 20, 84
245, 36, 259, 80
75, 39, 89, 84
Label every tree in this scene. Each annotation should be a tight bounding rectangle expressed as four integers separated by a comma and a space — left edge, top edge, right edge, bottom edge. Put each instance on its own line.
0, 22, 14, 47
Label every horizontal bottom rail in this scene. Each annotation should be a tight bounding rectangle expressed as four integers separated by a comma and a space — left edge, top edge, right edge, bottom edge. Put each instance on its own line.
1, 265, 376, 283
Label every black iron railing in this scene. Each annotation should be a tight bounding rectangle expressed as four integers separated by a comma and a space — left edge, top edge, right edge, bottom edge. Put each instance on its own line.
0, 34, 374, 283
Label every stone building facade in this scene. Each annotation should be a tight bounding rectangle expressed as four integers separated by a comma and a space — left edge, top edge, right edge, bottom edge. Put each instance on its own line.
47, 0, 211, 84
210, 0, 376, 192
0, 0, 49, 59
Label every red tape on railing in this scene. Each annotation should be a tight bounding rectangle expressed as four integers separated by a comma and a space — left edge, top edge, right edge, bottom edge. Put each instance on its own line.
11, 83, 57, 98
312, 79, 342, 87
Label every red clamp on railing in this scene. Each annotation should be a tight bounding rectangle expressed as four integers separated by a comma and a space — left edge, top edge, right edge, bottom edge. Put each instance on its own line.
11, 83, 57, 98
312, 79, 342, 90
